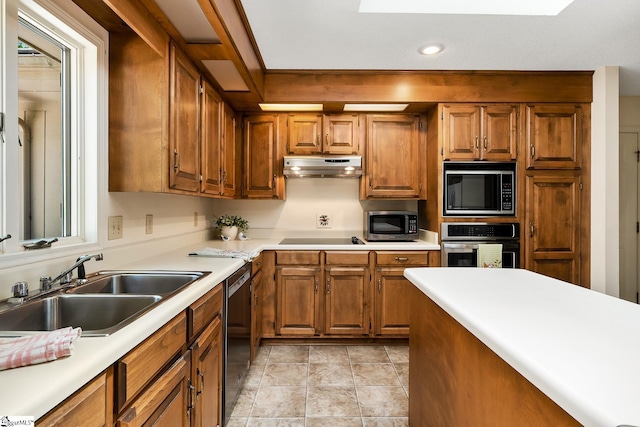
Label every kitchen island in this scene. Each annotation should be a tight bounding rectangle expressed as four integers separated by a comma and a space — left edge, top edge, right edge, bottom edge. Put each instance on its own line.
404, 268, 640, 426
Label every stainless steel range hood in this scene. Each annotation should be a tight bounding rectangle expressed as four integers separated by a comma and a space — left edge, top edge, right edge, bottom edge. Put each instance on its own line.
283, 156, 362, 178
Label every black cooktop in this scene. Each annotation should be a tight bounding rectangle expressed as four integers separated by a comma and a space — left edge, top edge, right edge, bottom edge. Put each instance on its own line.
279, 237, 365, 245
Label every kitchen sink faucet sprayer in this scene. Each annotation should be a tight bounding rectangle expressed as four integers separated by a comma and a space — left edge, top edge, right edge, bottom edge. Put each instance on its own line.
42, 253, 104, 290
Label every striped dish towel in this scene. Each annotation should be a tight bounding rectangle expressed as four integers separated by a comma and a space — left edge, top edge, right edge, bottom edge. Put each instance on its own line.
0, 327, 81, 371
477, 243, 503, 268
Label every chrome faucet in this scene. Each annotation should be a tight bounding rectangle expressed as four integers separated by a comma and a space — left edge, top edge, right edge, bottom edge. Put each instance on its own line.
43, 253, 104, 289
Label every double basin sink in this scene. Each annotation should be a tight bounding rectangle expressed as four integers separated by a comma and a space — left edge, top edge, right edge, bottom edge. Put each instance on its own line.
0, 271, 207, 337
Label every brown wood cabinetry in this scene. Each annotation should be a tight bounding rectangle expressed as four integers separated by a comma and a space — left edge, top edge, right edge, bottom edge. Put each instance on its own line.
287, 114, 359, 155
242, 114, 284, 199
526, 104, 583, 169
36, 370, 113, 427
221, 103, 238, 198
363, 114, 426, 199
190, 316, 223, 427
324, 251, 370, 336
442, 104, 518, 161
200, 80, 223, 195
251, 253, 264, 362
374, 251, 428, 336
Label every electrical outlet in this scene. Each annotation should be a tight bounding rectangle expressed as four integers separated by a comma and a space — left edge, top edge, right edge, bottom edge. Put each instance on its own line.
145, 214, 153, 234
316, 212, 332, 228
108, 215, 123, 240
194, 212, 198, 227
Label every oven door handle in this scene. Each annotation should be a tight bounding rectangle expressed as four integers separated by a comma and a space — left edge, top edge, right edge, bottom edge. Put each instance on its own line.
442, 243, 479, 251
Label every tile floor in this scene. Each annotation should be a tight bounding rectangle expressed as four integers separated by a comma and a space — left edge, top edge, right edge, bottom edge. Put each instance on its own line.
227, 344, 409, 427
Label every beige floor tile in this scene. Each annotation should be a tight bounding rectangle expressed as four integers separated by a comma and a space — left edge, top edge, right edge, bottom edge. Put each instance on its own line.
347, 346, 390, 363
251, 386, 307, 418
352, 363, 401, 386
227, 417, 249, 427
309, 345, 350, 364
306, 386, 361, 417
356, 386, 408, 417
253, 346, 272, 365
361, 417, 408, 427
245, 363, 267, 387
384, 346, 409, 364
306, 417, 363, 427
393, 363, 409, 388
231, 386, 259, 417
268, 346, 310, 363
308, 363, 354, 386
246, 418, 305, 426
262, 363, 308, 386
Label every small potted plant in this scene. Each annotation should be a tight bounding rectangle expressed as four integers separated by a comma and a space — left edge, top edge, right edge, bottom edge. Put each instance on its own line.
215, 215, 249, 240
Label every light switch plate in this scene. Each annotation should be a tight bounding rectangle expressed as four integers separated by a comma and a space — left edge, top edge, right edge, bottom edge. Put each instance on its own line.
316, 212, 332, 228
145, 214, 153, 234
108, 215, 123, 240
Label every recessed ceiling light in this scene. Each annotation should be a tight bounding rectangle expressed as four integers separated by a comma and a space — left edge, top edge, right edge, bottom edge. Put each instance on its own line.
419, 44, 444, 55
343, 104, 409, 112
359, 0, 574, 16
259, 104, 323, 112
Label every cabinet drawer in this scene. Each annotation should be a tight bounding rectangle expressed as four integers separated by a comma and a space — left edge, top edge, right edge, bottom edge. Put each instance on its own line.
276, 251, 321, 265
375, 251, 428, 266
252, 252, 264, 275
116, 313, 186, 411
188, 285, 222, 341
325, 251, 370, 266
37, 370, 112, 427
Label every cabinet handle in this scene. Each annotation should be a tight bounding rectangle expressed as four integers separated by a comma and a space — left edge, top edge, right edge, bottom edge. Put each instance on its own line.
369, 175, 372, 189
197, 369, 204, 398
530, 222, 535, 237
272, 174, 277, 188
378, 278, 382, 292
187, 381, 195, 415
326, 279, 330, 294
484, 136, 488, 149
315, 277, 318, 293
173, 149, 180, 171
394, 257, 409, 262
475, 136, 479, 149
530, 144, 535, 158
326, 133, 329, 145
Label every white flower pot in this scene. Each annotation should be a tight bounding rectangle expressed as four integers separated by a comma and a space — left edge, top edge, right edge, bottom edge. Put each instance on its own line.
220, 225, 238, 240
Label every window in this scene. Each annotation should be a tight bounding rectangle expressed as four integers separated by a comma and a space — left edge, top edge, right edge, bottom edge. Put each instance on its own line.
0, 0, 107, 266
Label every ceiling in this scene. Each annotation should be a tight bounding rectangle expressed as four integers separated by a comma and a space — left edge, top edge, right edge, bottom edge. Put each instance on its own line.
239, 0, 640, 96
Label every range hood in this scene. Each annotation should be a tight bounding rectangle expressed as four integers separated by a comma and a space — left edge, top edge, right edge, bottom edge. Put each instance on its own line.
283, 156, 362, 178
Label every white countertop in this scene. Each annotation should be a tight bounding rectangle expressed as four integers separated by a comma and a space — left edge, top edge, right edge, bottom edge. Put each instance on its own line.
0, 236, 438, 419
404, 267, 640, 427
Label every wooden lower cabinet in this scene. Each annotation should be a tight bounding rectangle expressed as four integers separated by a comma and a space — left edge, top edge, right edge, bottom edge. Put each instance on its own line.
36, 369, 113, 427
325, 267, 369, 335
191, 317, 223, 427
251, 269, 264, 362
276, 266, 321, 335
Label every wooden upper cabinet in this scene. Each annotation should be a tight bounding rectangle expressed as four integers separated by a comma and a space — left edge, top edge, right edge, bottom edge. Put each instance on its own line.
169, 44, 200, 192
526, 104, 583, 169
364, 114, 426, 199
200, 80, 222, 195
287, 113, 323, 154
323, 114, 359, 154
243, 114, 284, 199
442, 104, 517, 161
221, 103, 238, 198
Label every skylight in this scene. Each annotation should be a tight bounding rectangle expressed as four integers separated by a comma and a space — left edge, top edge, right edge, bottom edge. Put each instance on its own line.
359, 0, 574, 16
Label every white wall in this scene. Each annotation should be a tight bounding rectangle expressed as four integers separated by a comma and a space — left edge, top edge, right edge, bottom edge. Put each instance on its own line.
214, 179, 417, 236
591, 66, 620, 296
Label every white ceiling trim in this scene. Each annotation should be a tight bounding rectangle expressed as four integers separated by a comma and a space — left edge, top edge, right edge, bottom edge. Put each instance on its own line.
358, 0, 575, 16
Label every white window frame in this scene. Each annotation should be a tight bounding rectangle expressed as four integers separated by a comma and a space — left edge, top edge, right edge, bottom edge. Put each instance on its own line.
0, 0, 107, 268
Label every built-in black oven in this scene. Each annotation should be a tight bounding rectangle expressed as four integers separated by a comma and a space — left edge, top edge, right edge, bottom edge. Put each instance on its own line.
443, 162, 515, 216
441, 222, 520, 268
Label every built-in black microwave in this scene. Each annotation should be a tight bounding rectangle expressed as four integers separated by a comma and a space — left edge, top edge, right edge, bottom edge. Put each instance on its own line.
443, 162, 515, 216
364, 211, 418, 241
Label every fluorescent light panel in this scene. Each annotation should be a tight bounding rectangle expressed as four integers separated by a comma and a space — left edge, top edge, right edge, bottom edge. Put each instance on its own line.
154, 0, 220, 42
359, 0, 574, 16
343, 104, 408, 112
259, 104, 323, 111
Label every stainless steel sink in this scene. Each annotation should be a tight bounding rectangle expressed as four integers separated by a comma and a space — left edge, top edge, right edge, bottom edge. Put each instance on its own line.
0, 294, 162, 337
69, 271, 202, 295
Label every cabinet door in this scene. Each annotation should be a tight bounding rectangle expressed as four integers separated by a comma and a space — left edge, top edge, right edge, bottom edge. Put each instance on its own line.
243, 114, 282, 199
365, 114, 423, 198
526, 104, 582, 169
324, 114, 359, 154
200, 80, 222, 195
374, 267, 413, 336
117, 352, 190, 427
276, 266, 321, 335
442, 104, 481, 161
251, 269, 263, 362
169, 44, 200, 192
482, 105, 518, 160
324, 267, 369, 335
221, 103, 237, 197
287, 113, 323, 154
191, 317, 222, 427
525, 173, 581, 284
